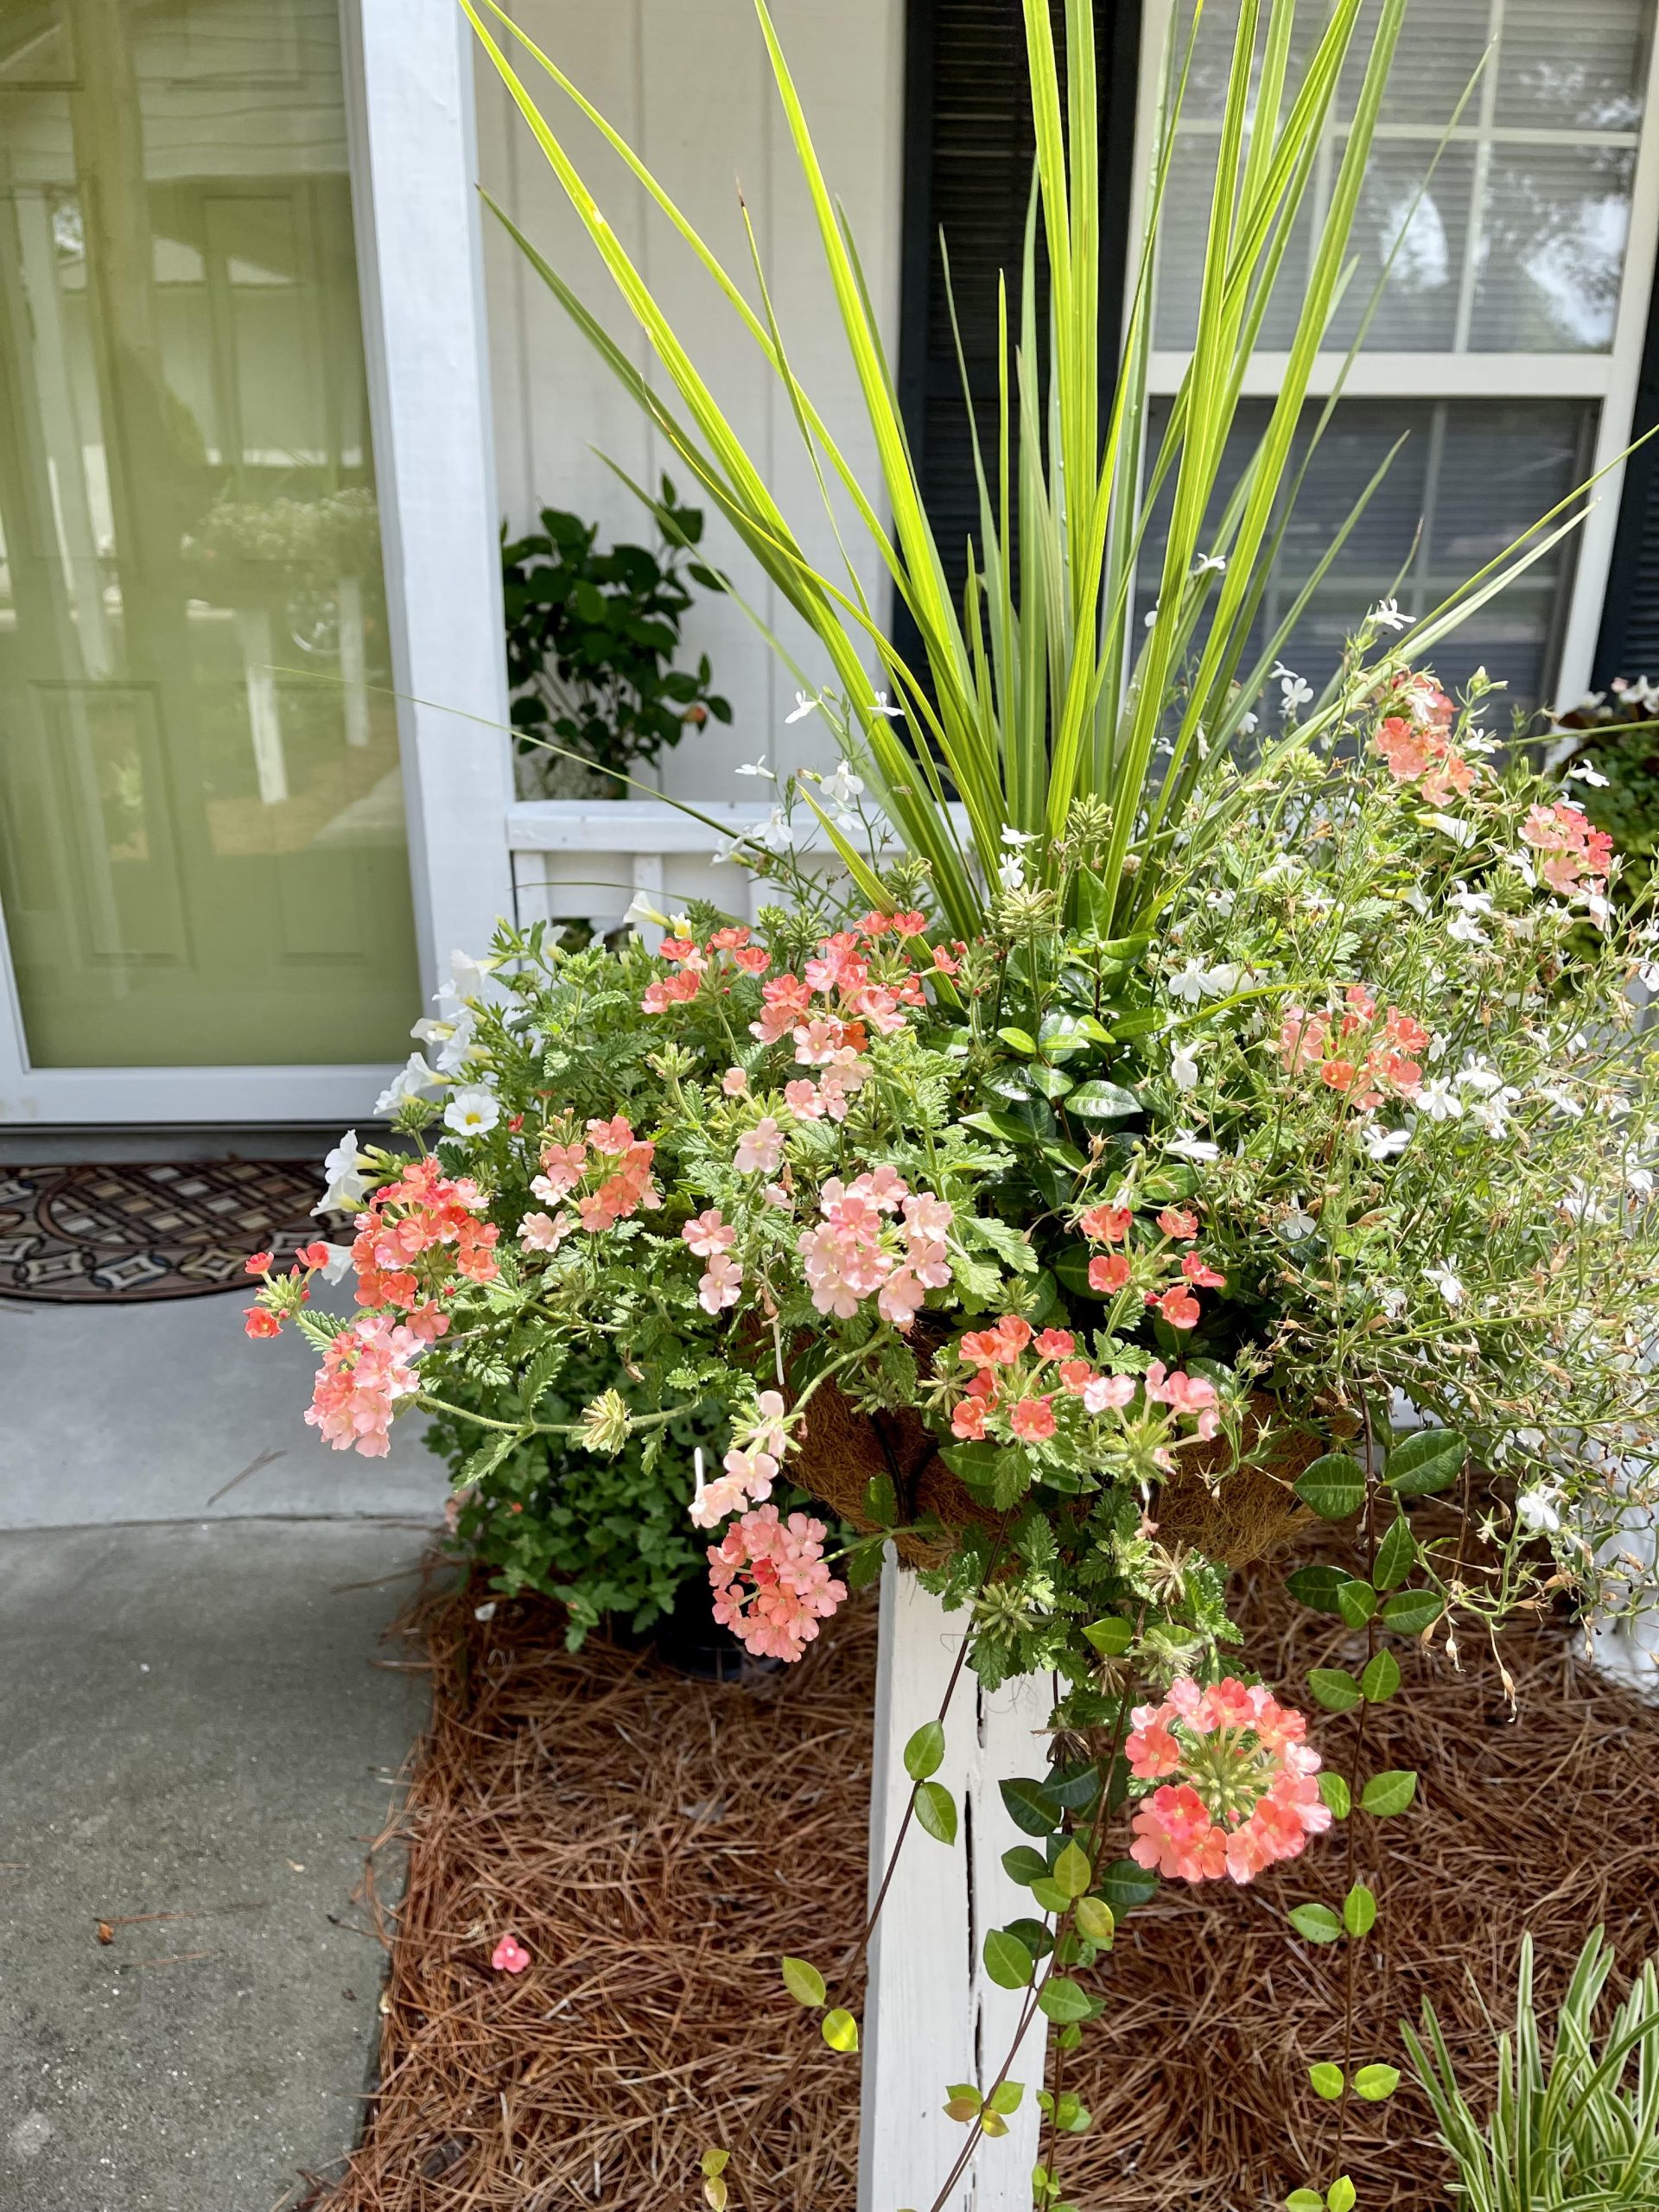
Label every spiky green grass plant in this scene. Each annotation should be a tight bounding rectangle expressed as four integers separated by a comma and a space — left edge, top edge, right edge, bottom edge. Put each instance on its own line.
1404, 1932, 1659, 2211
461, 0, 1587, 939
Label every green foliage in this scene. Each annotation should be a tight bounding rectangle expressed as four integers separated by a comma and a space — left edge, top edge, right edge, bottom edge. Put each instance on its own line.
1404, 1931, 1659, 2211
426, 1348, 715, 1648
502, 474, 730, 783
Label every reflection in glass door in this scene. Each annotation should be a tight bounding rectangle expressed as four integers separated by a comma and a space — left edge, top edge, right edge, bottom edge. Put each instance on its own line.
0, 0, 419, 1071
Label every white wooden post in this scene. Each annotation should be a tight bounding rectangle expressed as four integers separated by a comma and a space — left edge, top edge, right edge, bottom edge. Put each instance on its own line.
860, 1553, 1052, 2212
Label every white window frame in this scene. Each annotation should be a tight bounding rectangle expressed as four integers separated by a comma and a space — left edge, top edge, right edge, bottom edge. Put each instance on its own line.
1129, 0, 1659, 707
0, 0, 512, 1128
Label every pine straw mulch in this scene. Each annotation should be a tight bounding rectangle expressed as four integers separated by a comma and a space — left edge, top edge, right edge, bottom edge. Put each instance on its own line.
309, 1562, 1659, 2212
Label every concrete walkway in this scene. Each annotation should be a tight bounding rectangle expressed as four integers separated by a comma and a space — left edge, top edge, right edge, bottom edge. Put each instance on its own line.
0, 1276, 448, 2209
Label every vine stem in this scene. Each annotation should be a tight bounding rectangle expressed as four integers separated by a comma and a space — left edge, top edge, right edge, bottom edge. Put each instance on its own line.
839, 1522, 1012, 1983
1334, 1393, 1382, 2177
929, 1663, 1138, 2212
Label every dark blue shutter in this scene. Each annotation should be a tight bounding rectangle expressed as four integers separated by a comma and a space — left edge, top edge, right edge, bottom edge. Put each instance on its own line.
1594, 266, 1659, 685
898, 0, 1141, 619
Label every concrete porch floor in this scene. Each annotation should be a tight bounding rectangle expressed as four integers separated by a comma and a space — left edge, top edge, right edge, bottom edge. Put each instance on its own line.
0, 1283, 448, 2209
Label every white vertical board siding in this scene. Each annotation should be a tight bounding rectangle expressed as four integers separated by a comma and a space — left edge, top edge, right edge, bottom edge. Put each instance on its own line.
349, 0, 515, 988
861, 1556, 1052, 2212
474, 0, 908, 806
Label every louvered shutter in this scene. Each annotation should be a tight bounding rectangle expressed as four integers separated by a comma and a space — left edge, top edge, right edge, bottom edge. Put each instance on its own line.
1596, 281, 1659, 685
898, 0, 1140, 618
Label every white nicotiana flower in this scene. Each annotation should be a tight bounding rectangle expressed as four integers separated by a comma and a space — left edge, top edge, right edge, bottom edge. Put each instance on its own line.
1446, 911, 1489, 946
1565, 759, 1609, 787
1363, 1123, 1413, 1163
314, 1129, 370, 1216
373, 1052, 441, 1116
734, 754, 775, 779
1449, 882, 1494, 918
443, 1084, 500, 1138
1370, 597, 1409, 632
1166, 959, 1210, 1006
1170, 1041, 1203, 1092
1515, 1484, 1564, 1534
823, 758, 865, 809
1166, 1129, 1221, 1164
1279, 672, 1313, 717
785, 690, 823, 724
1280, 1194, 1318, 1242
1424, 1262, 1465, 1306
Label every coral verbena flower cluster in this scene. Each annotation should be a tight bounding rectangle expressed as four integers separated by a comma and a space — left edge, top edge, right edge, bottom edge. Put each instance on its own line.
707, 1503, 849, 1661
1126, 1677, 1331, 1885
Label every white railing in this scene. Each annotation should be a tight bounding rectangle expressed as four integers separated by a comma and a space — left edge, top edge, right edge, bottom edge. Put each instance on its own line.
506, 798, 782, 941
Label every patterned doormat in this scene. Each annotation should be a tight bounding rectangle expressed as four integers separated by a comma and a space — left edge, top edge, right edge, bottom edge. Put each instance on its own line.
0, 1160, 325, 1304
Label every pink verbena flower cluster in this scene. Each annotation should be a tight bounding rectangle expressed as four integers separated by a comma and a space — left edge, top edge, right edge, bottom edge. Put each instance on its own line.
946, 1314, 1218, 1467
1073, 1198, 1228, 1333
1279, 982, 1431, 1109
306, 1313, 423, 1458
639, 925, 769, 1014
1126, 1675, 1330, 1886
1521, 800, 1614, 897
690, 1392, 791, 1530
1370, 675, 1474, 804
522, 1116, 662, 1249
326, 1156, 502, 1343
707, 1504, 848, 1661
796, 1171, 953, 1331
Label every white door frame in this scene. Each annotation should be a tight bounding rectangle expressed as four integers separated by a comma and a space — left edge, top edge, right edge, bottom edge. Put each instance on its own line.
0, 0, 512, 1128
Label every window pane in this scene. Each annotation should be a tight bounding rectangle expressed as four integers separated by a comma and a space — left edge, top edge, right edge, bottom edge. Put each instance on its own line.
1472, 144, 1636, 352
0, 0, 418, 1071
1138, 398, 1593, 710
1156, 0, 1652, 355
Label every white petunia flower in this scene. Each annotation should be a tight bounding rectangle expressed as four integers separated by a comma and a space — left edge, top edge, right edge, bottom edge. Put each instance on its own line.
443, 1084, 500, 1138
314, 1129, 370, 1216
310, 1242, 355, 1286
373, 1052, 441, 1116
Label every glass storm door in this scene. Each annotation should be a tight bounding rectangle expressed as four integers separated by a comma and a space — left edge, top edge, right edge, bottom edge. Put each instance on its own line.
0, 0, 421, 1109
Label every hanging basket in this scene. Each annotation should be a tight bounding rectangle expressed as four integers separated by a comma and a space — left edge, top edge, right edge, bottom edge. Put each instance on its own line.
792, 1380, 1319, 1572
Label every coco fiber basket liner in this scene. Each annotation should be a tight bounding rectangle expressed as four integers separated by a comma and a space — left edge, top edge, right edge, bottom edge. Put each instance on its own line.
309, 1562, 1659, 2212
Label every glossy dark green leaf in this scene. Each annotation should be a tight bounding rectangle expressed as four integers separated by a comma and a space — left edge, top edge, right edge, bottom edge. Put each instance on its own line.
1335, 1579, 1377, 1629
1360, 1650, 1401, 1703
1065, 1081, 1142, 1122
1286, 1564, 1350, 1615
1373, 1514, 1418, 1590
1360, 1770, 1418, 1817
1307, 1667, 1363, 1713
1384, 1428, 1465, 1497
982, 1929, 1035, 1991
914, 1780, 957, 1845
1095, 1859, 1159, 1912
1000, 1777, 1062, 1838
1381, 1587, 1445, 1636
1037, 1976, 1093, 2024
1294, 1453, 1366, 1521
